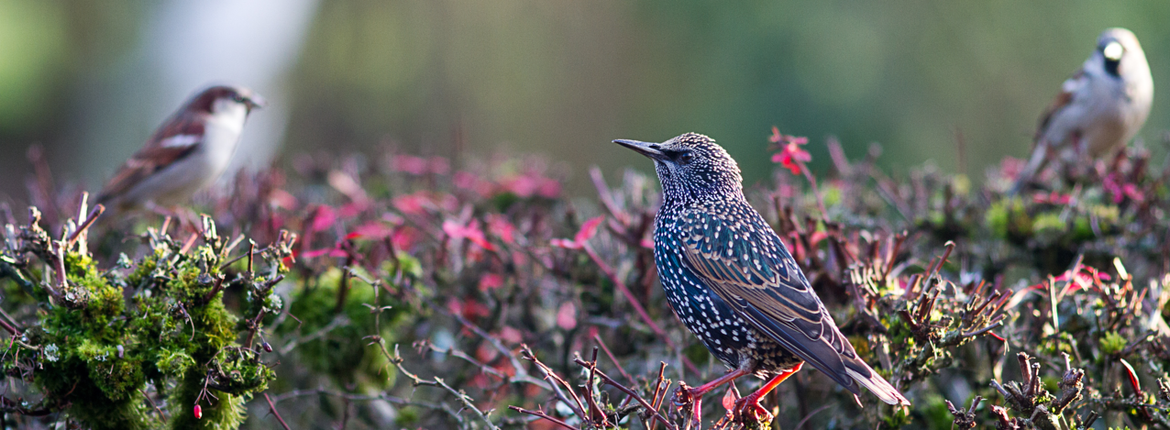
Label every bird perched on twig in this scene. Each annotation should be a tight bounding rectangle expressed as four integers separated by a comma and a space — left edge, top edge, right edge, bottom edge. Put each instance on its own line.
614, 133, 909, 424
1013, 28, 1153, 192
97, 85, 265, 212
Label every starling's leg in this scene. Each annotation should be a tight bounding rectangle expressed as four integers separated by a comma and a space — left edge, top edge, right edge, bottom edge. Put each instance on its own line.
734, 362, 804, 423
674, 368, 751, 424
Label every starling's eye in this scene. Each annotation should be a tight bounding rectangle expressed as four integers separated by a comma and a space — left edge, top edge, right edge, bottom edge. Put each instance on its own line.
677, 152, 695, 165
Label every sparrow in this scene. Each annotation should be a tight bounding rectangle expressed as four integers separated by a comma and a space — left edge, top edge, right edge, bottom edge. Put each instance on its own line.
97, 85, 265, 211
1014, 28, 1154, 192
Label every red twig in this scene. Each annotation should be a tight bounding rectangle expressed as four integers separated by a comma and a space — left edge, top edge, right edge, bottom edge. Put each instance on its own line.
582, 242, 700, 376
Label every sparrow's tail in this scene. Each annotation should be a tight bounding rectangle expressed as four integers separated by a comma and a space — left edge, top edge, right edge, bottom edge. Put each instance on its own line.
1010, 141, 1050, 195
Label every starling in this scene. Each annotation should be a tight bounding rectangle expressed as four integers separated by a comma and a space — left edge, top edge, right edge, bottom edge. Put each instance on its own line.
614, 133, 909, 422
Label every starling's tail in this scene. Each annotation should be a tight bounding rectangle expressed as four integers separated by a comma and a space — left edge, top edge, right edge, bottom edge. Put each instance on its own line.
845, 367, 911, 406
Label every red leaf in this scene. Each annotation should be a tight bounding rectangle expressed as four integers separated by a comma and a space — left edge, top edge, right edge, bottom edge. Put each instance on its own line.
769, 128, 811, 176
721, 385, 739, 410
1120, 358, 1143, 397
574, 216, 605, 244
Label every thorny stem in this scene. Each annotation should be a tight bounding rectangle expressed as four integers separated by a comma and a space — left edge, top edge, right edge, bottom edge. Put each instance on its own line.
390, 344, 502, 430
593, 333, 636, 384
573, 356, 678, 430
508, 406, 583, 430
583, 348, 611, 427
796, 160, 831, 225
648, 362, 669, 430
581, 242, 700, 376
520, 346, 588, 421
271, 387, 467, 426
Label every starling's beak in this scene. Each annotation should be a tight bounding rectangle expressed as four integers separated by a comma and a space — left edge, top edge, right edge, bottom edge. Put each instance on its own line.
613, 139, 668, 161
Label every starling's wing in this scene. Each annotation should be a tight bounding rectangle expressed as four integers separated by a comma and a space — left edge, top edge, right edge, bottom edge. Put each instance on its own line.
97, 112, 206, 205
677, 208, 909, 405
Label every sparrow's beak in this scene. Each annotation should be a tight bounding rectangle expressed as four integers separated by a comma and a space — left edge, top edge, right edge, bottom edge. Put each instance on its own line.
243, 95, 267, 112
613, 139, 667, 161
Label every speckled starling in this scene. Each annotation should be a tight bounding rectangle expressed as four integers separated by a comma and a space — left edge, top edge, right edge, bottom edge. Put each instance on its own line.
614, 133, 909, 422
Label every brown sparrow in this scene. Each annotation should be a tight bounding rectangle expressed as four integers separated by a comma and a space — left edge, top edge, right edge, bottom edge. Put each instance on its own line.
97, 85, 265, 211
1014, 28, 1154, 191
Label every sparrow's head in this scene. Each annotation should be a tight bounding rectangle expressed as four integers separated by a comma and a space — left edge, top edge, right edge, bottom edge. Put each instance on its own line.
187, 85, 266, 116
614, 133, 743, 204
1091, 28, 1149, 82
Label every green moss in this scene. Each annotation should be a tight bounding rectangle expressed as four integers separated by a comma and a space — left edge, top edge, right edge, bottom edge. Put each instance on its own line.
986, 198, 1031, 241
9, 221, 282, 430
823, 184, 842, 207
1101, 331, 1127, 355
169, 367, 248, 430
1031, 212, 1065, 245
278, 266, 408, 392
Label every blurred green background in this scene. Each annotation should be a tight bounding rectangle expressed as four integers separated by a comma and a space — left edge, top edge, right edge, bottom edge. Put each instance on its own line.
1, 0, 1168, 199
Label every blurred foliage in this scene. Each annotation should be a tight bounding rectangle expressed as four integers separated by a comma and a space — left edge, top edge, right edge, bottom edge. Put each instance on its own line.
4, 1, 1170, 200
7, 129, 1170, 428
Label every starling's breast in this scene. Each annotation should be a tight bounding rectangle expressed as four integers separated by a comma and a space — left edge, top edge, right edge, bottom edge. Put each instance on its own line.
653, 208, 800, 376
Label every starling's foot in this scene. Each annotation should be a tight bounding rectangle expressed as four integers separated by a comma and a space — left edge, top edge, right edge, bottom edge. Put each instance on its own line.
671, 383, 703, 426
732, 395, 773, 424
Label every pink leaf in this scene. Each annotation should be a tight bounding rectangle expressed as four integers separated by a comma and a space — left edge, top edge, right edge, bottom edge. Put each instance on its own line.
393, 193, 431, 216
556, 302, 578, 330
486, 215, 517, 245
497, 326, 523, 344
301, 248, 332, 259
443, 219, 496, 251
349, 222, 394, 240
574, 216, 605, 244
479, 273, 504, 291
392, 154, 430, 175
310, 205, 337, 232
550, 238, 580, 249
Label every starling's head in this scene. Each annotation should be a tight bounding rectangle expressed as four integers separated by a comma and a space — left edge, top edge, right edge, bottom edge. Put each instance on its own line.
614, 132, 743, 204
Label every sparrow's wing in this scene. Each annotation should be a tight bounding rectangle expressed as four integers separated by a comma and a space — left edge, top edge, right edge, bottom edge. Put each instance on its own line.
97, 112, 206, 203
1013, 70, 1086, 193
676, 207, 908, 405
1035, 69, 1084, 144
